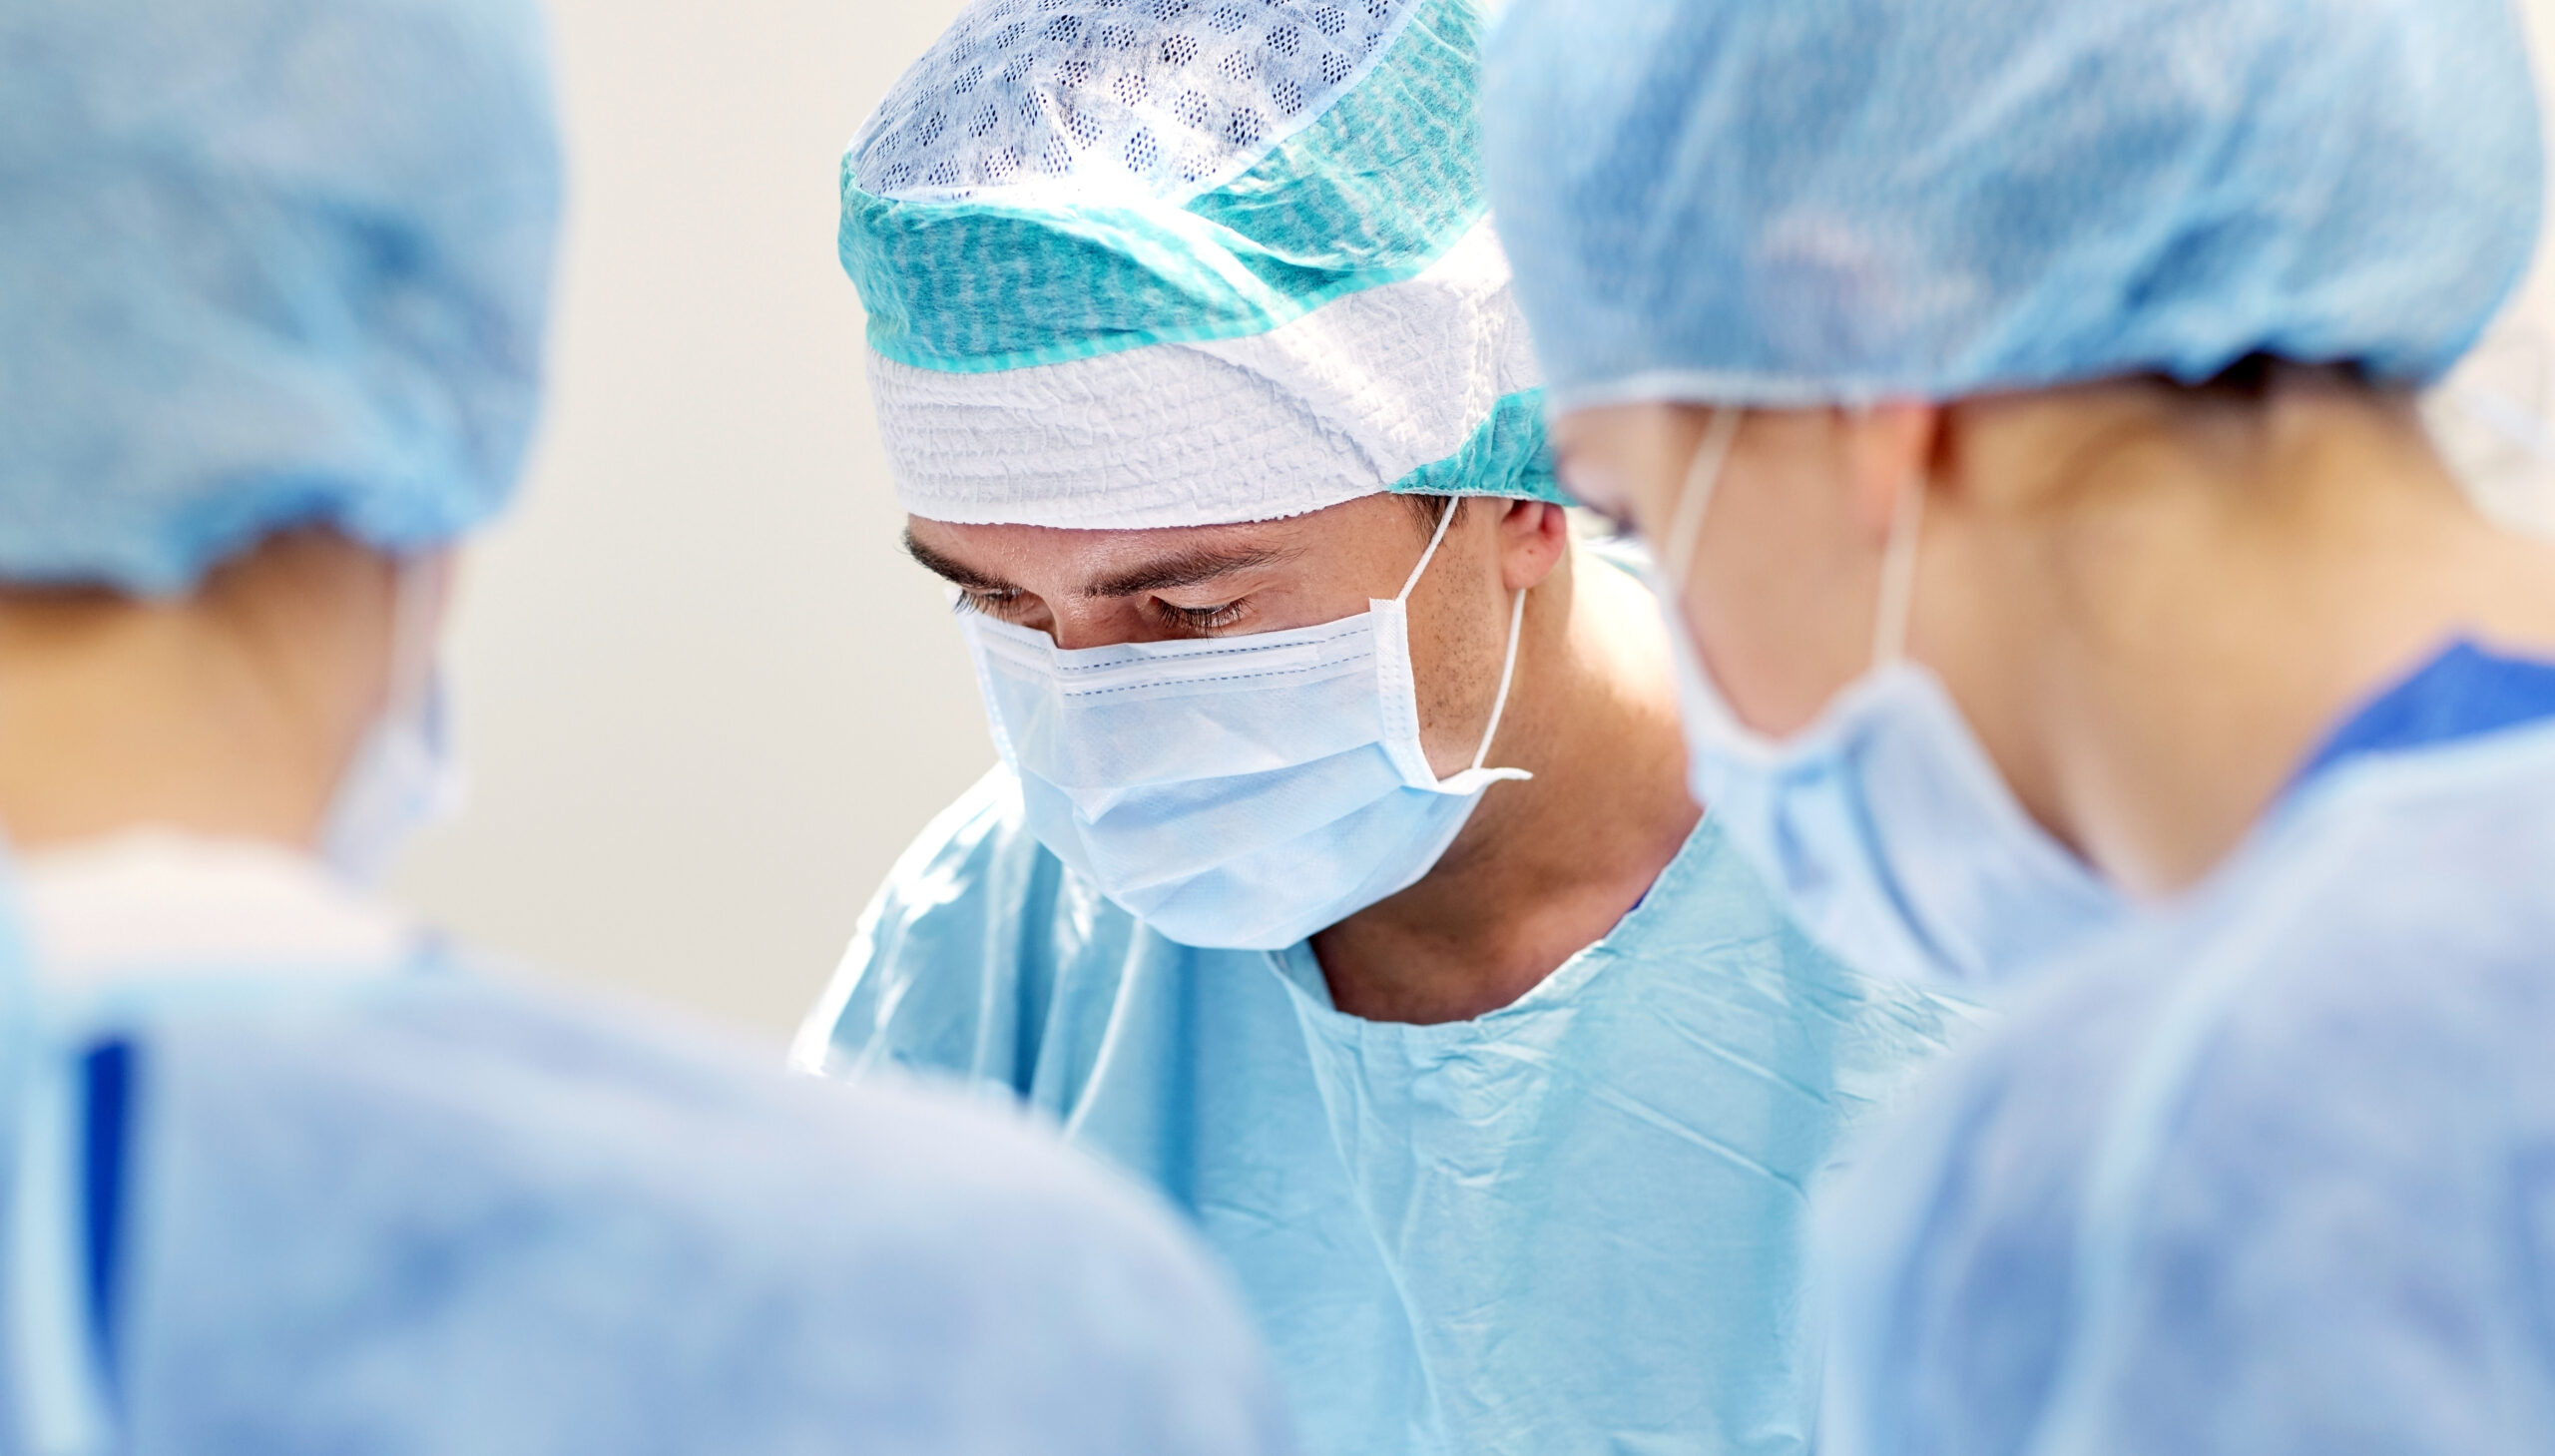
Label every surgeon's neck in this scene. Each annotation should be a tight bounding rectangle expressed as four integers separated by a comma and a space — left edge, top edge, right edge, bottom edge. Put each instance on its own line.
0, 529, 394, 853
1310, 541, 1699, 1024
1921, 377, 2555, 898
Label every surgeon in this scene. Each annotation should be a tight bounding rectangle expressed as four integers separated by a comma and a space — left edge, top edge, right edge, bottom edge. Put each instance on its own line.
0, 1, 1294, 1451
1485, 0, 2555, 1449
793, 1, 1973, 1451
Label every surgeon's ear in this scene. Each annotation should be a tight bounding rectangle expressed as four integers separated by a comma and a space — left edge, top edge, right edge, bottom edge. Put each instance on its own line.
1842, 403, 1939, 542
1493, 500, 1572, 592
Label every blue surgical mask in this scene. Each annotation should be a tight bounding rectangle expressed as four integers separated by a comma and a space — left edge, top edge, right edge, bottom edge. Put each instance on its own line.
320, 675, 461, 884
960, 503, 1531, 951
1655, 409, 2122, 989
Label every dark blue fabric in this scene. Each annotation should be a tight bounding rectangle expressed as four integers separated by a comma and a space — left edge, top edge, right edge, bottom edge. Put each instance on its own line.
81, 1037, 135, 1389
2300, 641, 2555, 786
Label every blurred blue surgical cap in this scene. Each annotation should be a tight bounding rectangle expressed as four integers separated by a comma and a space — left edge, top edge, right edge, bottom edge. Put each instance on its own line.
1482, 0, 2546, 411
0, 0, 561, 595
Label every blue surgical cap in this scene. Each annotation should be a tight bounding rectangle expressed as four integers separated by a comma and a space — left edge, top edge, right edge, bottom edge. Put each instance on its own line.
0, 0, 561, 595
1481, 0, 2546, 411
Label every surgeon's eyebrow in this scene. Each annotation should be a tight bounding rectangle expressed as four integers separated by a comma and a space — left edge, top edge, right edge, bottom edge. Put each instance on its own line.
1083, 544, 1299, 600
904, 531, 1016, 594
904, 531, 1300, 599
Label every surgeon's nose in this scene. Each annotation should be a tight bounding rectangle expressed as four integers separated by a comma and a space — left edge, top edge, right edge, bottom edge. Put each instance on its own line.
1046, 602, 1128, 651
1046, 599, 1168, 651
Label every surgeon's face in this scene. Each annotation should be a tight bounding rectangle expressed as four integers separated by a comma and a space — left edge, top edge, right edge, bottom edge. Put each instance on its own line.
905, 493, 1569, 778
1549, 401, 1914, 736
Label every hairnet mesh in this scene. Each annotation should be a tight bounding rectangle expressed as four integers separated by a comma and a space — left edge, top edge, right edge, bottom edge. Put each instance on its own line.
0, 0, 561, 594
855, 0, 1415, 204
846, 0, 1567, 528
1482, 0, 2545, 410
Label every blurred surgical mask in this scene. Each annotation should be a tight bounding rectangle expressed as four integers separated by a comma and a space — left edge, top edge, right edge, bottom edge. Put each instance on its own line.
1655, 409, 2121, 988
962, 502, 1531, 950
319, 559, 463, 883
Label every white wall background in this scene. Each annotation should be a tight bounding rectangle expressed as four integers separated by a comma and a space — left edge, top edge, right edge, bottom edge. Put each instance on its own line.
390, 0, 982, 1047
393, 0, 2555, 1048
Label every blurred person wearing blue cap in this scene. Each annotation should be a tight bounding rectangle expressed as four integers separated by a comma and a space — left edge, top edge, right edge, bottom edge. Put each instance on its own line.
792, 1, 1973, 1451
1485, 0, 2555, 1449
0, 1, 1295, 1452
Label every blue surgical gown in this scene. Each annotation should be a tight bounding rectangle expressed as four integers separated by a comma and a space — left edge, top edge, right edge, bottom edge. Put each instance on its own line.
1820, 643, 2555, 1455
797, 769, 1977, 1455
0, 847, 1290, 1456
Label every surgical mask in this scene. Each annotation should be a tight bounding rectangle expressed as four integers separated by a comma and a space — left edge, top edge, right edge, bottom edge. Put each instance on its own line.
318, 560, 464, 883
961, 502, 1531, 951
1655, 409, 2121, 989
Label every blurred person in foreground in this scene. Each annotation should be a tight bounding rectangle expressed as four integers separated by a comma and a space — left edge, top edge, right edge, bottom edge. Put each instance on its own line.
793, 0, 1973, 1451
1484, 0, 2555, 1449
0, 1, 1291, 1451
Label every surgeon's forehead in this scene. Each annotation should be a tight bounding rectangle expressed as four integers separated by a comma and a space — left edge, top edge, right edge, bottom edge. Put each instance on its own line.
904, 514, 1320, 597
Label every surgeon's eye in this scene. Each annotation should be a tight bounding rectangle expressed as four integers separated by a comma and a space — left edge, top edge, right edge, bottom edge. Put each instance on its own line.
1155, 599, 1251, 635
952, 588, 1027, 619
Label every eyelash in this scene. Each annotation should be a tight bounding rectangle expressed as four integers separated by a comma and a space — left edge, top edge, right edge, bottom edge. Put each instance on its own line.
951, 589, 1019, 618
1156, 600, 1250, 633
952, 590, 1249, 634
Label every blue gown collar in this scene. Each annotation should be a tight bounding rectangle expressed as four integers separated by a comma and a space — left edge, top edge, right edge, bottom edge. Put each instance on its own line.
2296, 639, 2555, 789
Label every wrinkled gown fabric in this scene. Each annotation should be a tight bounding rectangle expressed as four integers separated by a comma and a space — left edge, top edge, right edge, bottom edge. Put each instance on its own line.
0, 837, 1292, 1456
799, 773, 1975, 1455
1820, 646, 2555, 1456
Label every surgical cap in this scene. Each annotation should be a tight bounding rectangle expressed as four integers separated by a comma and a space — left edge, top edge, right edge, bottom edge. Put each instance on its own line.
0, 0, 561, 595
1481, 0, 2545, 411
841, 0, 1563, 529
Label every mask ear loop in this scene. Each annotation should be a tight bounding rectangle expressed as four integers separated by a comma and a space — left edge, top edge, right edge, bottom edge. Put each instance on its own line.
1395, 495, 1465, 602
1469, 586, 1529, 773
1870, 471, 1925, 666
383, 555, 446, 721
1664, 407, 1744, 586
1394, 497, 1535, 778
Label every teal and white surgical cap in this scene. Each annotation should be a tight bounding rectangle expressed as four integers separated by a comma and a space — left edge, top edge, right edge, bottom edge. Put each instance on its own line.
1481, 0, 2546, 411
0, 0, 561, 595
841, 0, 1562, 529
